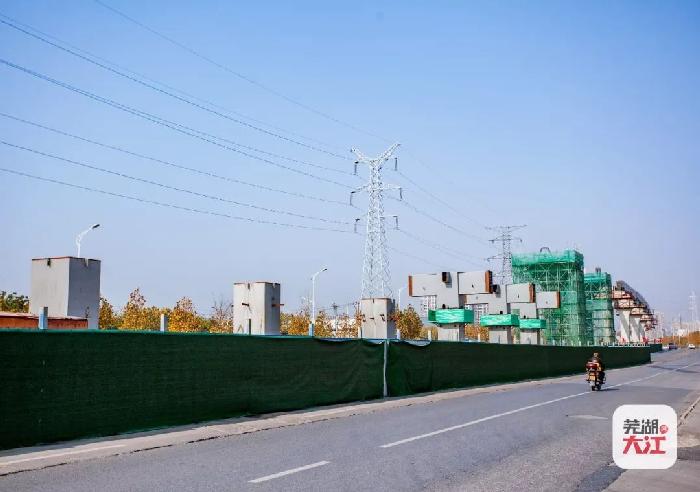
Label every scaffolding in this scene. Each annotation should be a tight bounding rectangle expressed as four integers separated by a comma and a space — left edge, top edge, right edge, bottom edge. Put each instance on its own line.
511, 250, 589, 345
584, 271, 616, 345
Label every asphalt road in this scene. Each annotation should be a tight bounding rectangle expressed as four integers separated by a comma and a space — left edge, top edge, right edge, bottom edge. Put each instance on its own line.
2, 350, 699, 492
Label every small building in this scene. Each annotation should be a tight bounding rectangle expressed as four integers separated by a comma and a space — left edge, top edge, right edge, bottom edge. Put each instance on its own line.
0, 311, 88, 329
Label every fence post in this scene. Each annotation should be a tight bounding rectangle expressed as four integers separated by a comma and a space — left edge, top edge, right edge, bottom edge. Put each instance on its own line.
160, 313, 168, 332
383, 340, 388, 397
38, 306, 48, 330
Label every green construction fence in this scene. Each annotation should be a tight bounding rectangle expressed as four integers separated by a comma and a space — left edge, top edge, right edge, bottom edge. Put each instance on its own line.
0, 330, 384, 450
386, 341, 651, 396
0, 330, 652, 451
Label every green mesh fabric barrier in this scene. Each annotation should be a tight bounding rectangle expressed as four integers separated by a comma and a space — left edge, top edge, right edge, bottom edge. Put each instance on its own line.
519, 318, 546, 329
428, 309, 474, 324
584, 271, 616, 344
649, 343, 663, 353
512, 249, 589, 345
480, 314, 520, 326
511, 250, 584, 267
0, 330, 383, 450
386, 341, 650, 396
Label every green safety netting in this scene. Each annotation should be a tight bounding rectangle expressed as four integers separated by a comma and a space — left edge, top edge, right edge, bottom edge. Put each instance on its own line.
519, 318, 546, 329
584, 271, 616, 344
0, 330, 384, 450
386, 341, 650, 396
512, 249, 588, 345
511, 250, 584, 267
480, 314, 519, 326
428, 309, 474, 324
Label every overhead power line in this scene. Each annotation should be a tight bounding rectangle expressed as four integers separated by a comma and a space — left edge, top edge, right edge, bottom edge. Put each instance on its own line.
395, 229, 487, 269
93, 0, 390, 143
0, 167, 353, 232
0, 112, 349, 206
0, 11, 346, 154
395, 169, 486, 228
1, 140, 351, 225
0, 16, 352, 163
0, 58, 356, 189
389, 195, 489, 246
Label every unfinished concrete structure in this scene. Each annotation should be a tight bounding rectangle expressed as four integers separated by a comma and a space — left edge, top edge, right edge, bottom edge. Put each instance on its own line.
408, 270, 492, 341
359, 298, 396, 339
409, 269, 560, 344
233, 282, 281, 335
519, 318, 547, 345
612, 281, 655, 343
29, 256, 101, 329
481, 314, 518, 344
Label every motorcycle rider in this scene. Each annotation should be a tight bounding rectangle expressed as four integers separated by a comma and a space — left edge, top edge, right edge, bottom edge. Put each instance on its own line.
587, 352, 606, 382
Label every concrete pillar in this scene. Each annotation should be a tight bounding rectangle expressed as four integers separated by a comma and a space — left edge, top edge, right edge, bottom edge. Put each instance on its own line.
38, 306, 48, 330
618, 311, 632, 343
233, 282, 281, 335
360, 298, 396, 339
520, 329, 541, 345
630, 316, 643, 343
160, 313, 168, 332
437, 323, 464, 341
488, 327, 514, 344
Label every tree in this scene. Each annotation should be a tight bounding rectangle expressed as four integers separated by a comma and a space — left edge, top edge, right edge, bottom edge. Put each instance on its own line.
395, 306, 424, 340
209, 295, 233, 334
312, 310, 333, 338
169, 297, 206, 333
121, 288, 160, 331
465, 324, 489, 341
0, 291, 29, 313
98, 296, 121, 329
281, 308, 311, 336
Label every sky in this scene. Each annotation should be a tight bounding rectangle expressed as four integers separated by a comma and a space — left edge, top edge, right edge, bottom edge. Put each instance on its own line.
1, 0, 698, 325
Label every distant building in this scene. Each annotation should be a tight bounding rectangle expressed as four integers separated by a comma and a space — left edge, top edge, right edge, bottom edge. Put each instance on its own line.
0, 311, 87, 329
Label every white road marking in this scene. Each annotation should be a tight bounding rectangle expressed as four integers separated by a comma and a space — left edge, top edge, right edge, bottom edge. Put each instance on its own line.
380, 361, 698, 449
0, 444, 126, 466
249, 460, 330, 483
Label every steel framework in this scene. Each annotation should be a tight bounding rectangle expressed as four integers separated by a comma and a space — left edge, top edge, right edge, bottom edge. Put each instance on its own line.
351, 144, 401, 298
487, 225, 525, 285
512, 249, 588, 345
584, 270, 616, 344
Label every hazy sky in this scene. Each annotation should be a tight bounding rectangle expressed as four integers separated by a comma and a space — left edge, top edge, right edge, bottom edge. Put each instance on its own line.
1, 0, 698, 324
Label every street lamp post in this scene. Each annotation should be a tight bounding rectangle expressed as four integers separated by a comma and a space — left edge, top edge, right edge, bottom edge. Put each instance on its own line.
397, 286, 406, 311
310, 267, 327, 336
75, 223, 100, 257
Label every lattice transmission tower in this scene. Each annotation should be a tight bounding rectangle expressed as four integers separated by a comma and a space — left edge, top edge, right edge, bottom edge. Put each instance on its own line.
487, 224, 526, 285
690, 291, 699, 332
350, 144, 402, 298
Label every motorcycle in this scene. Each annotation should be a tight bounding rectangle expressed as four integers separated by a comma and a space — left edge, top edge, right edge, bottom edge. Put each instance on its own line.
585, 361, 605, 391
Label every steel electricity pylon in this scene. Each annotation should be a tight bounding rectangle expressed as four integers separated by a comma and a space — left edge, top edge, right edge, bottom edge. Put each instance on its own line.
350, 143, 402, 298
487, 224, 526, 285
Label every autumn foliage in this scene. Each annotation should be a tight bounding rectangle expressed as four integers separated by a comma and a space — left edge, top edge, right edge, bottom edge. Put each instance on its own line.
97, 290, 431, 339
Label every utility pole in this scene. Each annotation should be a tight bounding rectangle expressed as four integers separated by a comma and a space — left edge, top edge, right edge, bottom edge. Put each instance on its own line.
486, 225, 526, 285
310, 267, 327, 336
397, 286, 406, 311
332, 302, 339, 337
690, 292, 698, 333
351, 144, 402, 298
